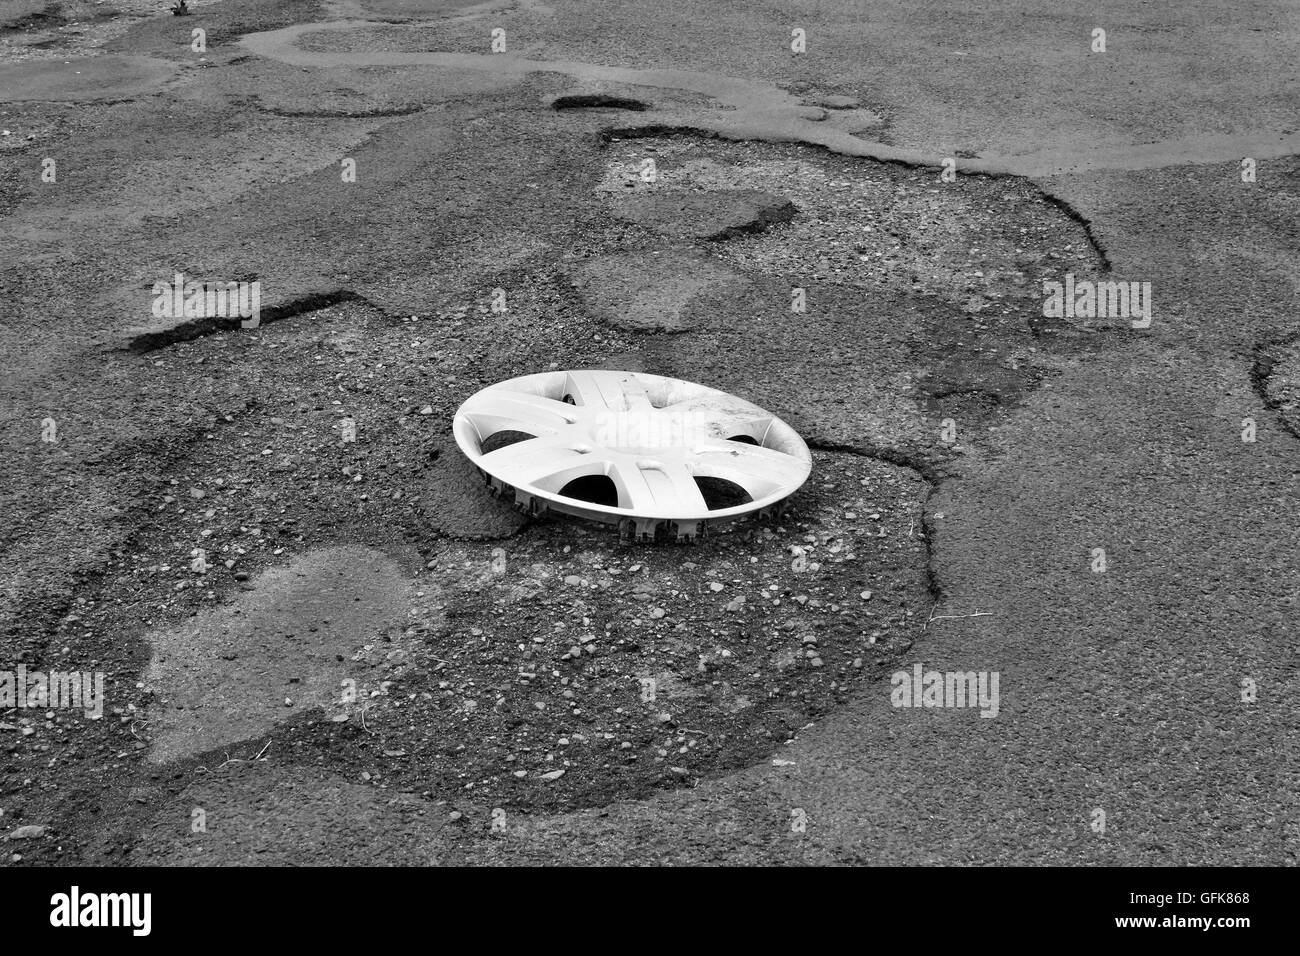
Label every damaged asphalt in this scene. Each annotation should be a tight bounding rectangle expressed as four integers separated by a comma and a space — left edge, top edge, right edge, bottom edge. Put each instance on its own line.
0, 0, 1297, 865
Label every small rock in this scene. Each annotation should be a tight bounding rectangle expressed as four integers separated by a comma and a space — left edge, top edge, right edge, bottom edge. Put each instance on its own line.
539, 769, 565, 781
8, 825, 47, 840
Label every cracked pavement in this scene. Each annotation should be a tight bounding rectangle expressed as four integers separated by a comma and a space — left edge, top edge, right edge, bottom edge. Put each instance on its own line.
0, 0, 1296, 866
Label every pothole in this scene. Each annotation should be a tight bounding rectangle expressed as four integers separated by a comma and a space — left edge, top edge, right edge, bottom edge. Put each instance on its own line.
8, 114, 1108, 841
1253, 334, 1300, 438
597, 138, 1103, 305
272, 447, 930, 812
122, 288, 360, 353
593, 135, 1106, 447
46, 310, 930, 810
551, 93, 649, 112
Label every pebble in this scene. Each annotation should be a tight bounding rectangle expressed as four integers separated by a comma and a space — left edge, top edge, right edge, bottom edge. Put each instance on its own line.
539, 769, 565, 781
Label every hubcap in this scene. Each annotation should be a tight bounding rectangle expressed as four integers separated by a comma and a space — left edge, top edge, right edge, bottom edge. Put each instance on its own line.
453, 370, 812, 540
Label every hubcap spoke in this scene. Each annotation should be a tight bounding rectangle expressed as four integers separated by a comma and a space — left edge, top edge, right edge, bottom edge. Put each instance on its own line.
562, 370, 625, 408
459, 389, 579, 439
692, 443, 808, 498
609, 459, 708, 514
479, 434, 594, 486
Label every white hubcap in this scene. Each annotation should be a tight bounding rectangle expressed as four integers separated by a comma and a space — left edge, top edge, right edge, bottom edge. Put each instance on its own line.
453, 370, 812, 537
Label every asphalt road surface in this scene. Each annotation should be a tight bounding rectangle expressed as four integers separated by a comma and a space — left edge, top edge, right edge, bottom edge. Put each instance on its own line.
0, 0, 1296, 866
